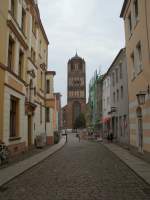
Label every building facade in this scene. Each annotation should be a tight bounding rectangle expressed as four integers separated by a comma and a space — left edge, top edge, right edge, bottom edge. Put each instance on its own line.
108, 48, 129, 145
88, 70, 103, 133
121, 0, 150, 155
102, 74, 111, 138
62, 53, 86, 129
0, 0, 59, 155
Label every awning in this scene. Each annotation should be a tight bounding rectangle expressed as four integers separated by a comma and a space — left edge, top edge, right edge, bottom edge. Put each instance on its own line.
101, 117, 111, 124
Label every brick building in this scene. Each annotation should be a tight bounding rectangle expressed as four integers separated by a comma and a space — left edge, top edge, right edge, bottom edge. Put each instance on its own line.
62, 53, 86, 129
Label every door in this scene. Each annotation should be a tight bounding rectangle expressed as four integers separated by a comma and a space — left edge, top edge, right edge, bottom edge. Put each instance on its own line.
28, 115, 32, 146
138, 117, 143, 152
136, 107, 143, 153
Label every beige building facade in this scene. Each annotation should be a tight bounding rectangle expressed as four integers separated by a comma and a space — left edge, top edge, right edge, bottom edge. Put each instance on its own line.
121, 0, 150, 156
0, 0, 57, 156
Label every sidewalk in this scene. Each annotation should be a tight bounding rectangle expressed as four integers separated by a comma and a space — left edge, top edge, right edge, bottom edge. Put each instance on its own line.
104, 142, 150, 185
0, 136, 66, 187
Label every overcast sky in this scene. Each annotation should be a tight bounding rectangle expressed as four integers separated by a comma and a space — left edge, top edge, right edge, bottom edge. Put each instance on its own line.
38, 0, 125, 106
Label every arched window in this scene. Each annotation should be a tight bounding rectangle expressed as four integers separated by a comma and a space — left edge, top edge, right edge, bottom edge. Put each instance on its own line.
73, 101, 81, 121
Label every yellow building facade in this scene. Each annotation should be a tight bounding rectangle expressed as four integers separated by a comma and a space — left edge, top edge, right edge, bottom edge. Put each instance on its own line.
0, 0, 56, 155
121, 0, 150, 156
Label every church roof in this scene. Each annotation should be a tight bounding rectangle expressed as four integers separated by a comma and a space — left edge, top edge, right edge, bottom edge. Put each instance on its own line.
71, 52, 82, 60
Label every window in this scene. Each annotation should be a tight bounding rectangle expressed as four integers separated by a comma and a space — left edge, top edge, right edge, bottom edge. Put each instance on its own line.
131, 52, 135, 78
10, 96, 19, 137
75, 64, 78, 70
79, 65, 83, 71
31, 48, 36, 63
11, 0, 15, 17
46, 107, 50, 122
121, 86, 123, 99
119, 63, 123, 79
41, 71, 43, 89
112, 72, 115, 86
107, 79, 109, 87
113, 92, 116, 103
107, 97, 109, 106
40, 104, 42, 124
39, 40, 42, 55
32, 17, 36, 36
71, 65, 74, 71
119, 116, 122, 136
115, 68, 118, 83
123, 115, 127, 133
128, 13, 132, 33
117, 89, 119, 101
21, 8, 26, 33
8, 37, 14, 71
46, 80, 50, 93
137, 42, 142, 71
134, 0, 139, 20
18, 50, 24, 79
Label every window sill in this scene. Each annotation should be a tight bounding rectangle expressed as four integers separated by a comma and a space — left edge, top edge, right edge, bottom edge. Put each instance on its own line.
9, 137, 21, 141
131, 75, 136, 82
137, 68, 143, 76
134, 18, 139, 30
128, 32, 132, 41
32, 31, 37, 38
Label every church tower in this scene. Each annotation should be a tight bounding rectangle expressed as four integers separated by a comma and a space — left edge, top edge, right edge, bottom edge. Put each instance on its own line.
66, 53, 86, 128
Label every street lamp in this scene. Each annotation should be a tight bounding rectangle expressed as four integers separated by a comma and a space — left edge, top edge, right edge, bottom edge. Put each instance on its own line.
136, 91, 146, 106
136, 84, 150, 153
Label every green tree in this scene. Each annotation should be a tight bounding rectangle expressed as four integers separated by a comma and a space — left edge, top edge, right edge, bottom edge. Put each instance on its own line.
74, 113, 86, 129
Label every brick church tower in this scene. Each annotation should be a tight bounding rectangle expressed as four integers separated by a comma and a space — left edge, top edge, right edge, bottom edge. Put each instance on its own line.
62, 53, 86, 129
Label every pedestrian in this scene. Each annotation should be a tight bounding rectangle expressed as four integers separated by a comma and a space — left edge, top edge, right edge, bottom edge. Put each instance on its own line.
110, 131, 113, 143
79, 134, 80, 142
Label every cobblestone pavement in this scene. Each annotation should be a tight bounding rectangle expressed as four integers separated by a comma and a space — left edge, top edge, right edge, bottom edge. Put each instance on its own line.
0, 133, 150, 200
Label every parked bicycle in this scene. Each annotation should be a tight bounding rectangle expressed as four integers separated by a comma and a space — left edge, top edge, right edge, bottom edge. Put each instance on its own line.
0, 143, 9, 165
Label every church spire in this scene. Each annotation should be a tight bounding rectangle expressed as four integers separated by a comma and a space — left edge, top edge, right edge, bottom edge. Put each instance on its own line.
75, 49, 78, 57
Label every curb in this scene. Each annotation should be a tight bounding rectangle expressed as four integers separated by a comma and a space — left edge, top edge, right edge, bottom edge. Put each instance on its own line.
0, 137, 66, 187
103, 143, 150, 186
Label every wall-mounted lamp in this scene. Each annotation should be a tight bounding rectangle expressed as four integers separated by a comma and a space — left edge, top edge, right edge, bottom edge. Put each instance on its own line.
136, 84, 150, 106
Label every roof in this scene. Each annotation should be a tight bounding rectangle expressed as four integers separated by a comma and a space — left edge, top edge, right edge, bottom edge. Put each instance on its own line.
120, 0, 128, 18
107, 48, 125, 74
71, 52, 83, 61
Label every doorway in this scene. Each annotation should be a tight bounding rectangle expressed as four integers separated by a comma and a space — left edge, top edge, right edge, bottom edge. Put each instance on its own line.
136, 107, 143, 153
28, 115, 32, 146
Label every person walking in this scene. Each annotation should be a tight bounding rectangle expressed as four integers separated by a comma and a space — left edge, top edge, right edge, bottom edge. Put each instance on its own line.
78, 134, 80, 142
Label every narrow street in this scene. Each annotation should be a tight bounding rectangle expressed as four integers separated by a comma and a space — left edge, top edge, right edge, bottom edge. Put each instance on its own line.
0, 133, 150, 200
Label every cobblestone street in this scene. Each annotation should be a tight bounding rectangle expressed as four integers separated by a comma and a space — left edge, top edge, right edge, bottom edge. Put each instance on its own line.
0, 133, 150, 200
